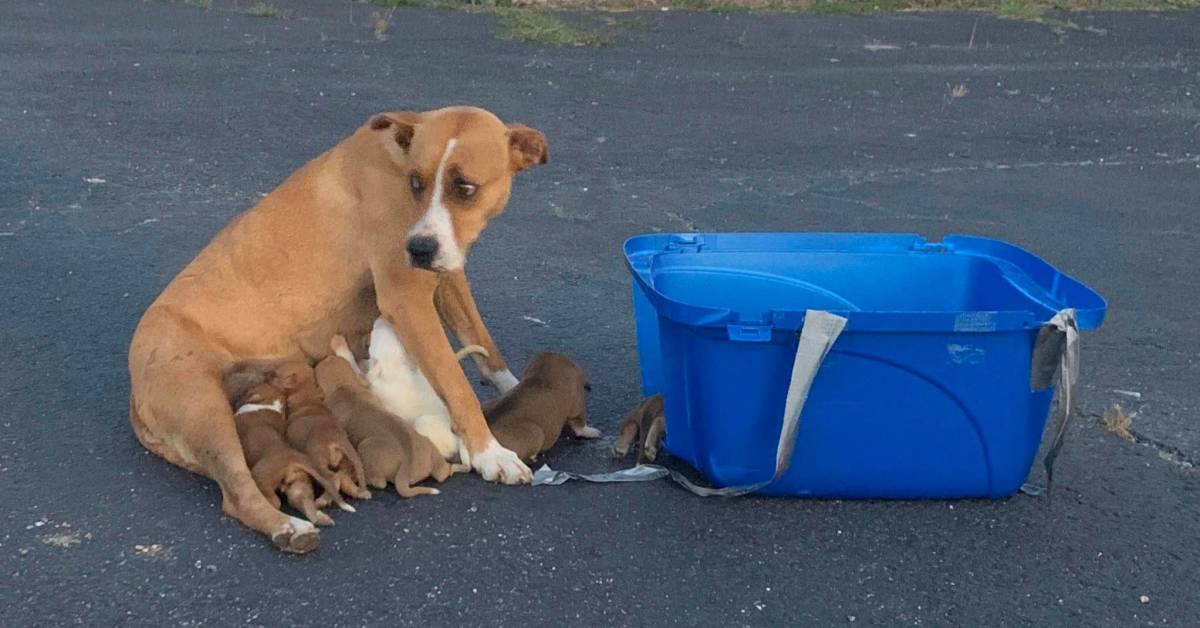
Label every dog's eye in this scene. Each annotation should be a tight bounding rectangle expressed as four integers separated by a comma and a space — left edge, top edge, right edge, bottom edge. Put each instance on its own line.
454, 178, 477, 199
410, 173, 425, 197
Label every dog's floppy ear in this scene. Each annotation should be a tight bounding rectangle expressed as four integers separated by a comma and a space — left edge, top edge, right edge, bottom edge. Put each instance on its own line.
367, 111, 422, 152
507, 123, 548, 172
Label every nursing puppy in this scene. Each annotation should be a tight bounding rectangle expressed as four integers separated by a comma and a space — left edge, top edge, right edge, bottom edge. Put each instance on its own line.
270, 361, 370, 502
483, 352, 599, 461
315, 354, 454, 497
611, 394, 666, 463
331, 323, 485, 466
233, 383, 345, 526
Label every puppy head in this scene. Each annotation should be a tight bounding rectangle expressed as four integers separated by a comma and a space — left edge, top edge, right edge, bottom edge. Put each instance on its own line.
235, 383, 285, 412
269, 360, 317, 393
364, 106, 548, 274
314, 355, 368, 397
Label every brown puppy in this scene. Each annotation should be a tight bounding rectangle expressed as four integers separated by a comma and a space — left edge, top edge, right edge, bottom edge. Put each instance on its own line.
483, 352, 600, 462
232, 384, 343, 526
612, 394, 666, 463
270, 361, 370, 503
128, 107, 547, 551
315, 354, 454, 497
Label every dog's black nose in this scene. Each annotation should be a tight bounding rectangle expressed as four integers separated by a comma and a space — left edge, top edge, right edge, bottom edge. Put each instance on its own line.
406, 236, 439, 269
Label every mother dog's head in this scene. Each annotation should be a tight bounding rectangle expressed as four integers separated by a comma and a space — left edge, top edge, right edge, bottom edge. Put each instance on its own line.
364, 106, 547, 274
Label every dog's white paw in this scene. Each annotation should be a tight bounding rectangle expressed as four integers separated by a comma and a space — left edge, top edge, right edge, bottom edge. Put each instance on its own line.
483, 367, 520, 394
472, 439, 531, 484
576, 426, 602, 439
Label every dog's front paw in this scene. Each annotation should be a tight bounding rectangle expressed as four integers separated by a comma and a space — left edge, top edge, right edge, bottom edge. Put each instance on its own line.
472, 440, 531, 485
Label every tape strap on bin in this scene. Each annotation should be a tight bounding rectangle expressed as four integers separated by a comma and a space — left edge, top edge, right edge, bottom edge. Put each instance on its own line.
1021, 308, 1080, 497
532, 310, 848, 496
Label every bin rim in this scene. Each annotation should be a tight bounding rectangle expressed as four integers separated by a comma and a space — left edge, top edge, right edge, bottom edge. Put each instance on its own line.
623, 231, 1107, 335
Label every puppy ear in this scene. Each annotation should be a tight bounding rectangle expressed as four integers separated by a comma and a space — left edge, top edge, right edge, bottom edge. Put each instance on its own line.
367, 111, 422, 152
507, 123, 548, 172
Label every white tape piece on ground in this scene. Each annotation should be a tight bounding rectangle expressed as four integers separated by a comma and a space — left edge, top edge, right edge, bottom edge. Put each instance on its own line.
533, 310, 848, 497
1020, 308, 1080, 497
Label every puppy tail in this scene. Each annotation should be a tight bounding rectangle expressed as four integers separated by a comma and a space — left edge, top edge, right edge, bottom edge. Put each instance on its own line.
454, 344, 490, 362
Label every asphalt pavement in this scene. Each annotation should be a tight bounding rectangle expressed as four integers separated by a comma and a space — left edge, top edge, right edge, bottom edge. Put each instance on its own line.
1, 1, 1198, 625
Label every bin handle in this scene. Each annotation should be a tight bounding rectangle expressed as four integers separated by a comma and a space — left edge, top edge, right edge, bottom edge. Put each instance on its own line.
531, 310, 848, 496
1022, 308, 1080, 497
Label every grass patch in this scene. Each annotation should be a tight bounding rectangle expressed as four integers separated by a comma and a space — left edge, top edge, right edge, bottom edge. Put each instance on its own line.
243, 1, 278, 17
370, 0, 1200, 46
1104, 404, 1137, 442
375, 0, 1200, 12
494, 8, 615, 46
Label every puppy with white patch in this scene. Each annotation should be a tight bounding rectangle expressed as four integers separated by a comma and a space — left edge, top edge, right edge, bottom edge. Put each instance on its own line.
232, 383, 349, 526
330, 326, 484, 467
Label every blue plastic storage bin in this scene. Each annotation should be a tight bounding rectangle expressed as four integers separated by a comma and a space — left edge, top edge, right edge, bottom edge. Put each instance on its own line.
625, 233, 1106, 499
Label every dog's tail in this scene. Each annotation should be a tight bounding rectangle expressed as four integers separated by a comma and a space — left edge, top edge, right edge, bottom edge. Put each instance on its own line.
454, 344, 490, 362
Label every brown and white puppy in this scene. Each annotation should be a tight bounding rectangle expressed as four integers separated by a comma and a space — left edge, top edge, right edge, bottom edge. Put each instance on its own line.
483, 352, 600, 462
232, 383, 346, 527
612, 394, 666, 464
270, 361, 371, 503
128, 107, 547, 551
315, 354, 455, 497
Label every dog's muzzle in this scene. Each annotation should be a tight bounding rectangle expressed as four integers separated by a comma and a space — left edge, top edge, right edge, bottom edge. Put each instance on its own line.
406, 235, 440, 270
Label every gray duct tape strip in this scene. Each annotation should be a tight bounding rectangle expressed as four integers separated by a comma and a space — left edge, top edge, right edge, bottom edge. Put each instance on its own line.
533, 310, 848, 497
1020, 308, 1080, 497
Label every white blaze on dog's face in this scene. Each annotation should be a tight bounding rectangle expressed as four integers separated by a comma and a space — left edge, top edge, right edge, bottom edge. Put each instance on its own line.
366, 107, 548, 274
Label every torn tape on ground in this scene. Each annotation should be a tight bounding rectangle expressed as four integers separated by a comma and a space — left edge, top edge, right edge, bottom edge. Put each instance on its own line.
534, 310, 848, 497
1020, 308, 1080, 498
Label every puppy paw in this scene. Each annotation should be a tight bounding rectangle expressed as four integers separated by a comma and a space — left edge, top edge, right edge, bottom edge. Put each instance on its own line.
472, 440, 532, 485
329, 334, 350, 355
575, 426, 602, 439
271, 517, 319, 554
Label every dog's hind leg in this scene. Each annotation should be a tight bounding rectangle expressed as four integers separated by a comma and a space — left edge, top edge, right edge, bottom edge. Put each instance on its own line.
285, 477, 334, 527
641, 415, 666, 463
328, 443, 370, 499
569, 416, 601, 440
612, 415, 640, 457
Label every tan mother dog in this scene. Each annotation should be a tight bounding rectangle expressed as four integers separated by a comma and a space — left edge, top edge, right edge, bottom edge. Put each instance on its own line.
128, 106, 546, 552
